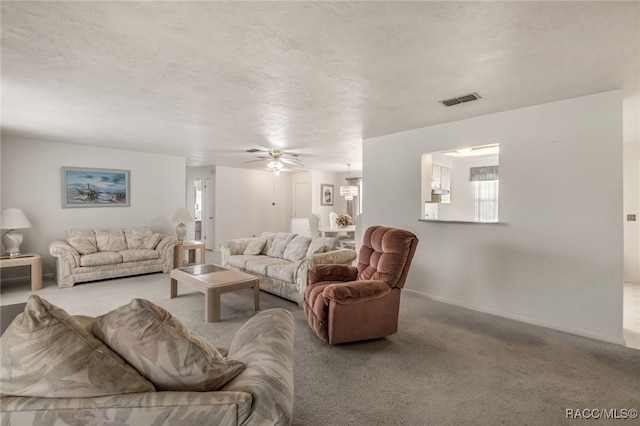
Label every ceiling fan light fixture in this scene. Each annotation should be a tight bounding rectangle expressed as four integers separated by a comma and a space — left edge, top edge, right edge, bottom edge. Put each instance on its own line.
267, 159, 283, 169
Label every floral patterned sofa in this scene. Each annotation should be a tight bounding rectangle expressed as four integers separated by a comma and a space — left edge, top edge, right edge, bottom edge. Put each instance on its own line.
49, 227, 176, 288
221, 232, 357, 306
0, 296, 295, 426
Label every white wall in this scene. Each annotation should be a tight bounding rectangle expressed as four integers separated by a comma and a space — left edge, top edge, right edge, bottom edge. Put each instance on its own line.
623, 133, 640, 283
1, 138, 186, 275
363, 91, 624, 343
214, 166, 292, 247
310, 170, 348, 227
623, 89, 639, 284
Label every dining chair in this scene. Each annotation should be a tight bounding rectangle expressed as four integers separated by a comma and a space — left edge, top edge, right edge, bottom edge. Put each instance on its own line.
308, 212, 321, 237
329, 212, 339, 229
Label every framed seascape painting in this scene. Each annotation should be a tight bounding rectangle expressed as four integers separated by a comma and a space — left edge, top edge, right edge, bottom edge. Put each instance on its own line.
321, 184, 334, 206
62, 167, 130, 208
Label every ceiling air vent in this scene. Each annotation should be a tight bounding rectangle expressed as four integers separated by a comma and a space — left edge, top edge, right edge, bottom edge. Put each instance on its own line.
440, 93, 481, 107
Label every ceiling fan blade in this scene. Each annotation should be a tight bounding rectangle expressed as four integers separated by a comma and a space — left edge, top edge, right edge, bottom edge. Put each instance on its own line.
281, 157, 304, 166
243, 158, 267, 164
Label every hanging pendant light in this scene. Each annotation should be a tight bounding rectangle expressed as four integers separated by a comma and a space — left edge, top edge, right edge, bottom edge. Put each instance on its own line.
340, 164, 358, 200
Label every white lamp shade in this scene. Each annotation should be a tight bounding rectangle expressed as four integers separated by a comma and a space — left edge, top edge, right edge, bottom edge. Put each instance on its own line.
0, 208, 32, 230
172, 207, 194, 224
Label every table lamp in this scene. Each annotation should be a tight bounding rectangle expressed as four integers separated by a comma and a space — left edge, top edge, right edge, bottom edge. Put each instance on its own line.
172, 207, 194, 244
1, 208, 32, 256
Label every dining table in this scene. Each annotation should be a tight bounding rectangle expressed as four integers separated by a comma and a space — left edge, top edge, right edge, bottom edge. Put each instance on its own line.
318, 225, 356, 238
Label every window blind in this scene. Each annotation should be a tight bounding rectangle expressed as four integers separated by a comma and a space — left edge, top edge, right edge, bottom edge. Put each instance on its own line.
469, 165, 499, 182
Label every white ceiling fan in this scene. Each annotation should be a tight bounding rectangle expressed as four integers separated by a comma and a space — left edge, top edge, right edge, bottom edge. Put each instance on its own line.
244, 149, 304, 170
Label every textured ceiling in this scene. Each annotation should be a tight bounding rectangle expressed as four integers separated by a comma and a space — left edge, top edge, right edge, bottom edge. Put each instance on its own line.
2, 1, 638, 172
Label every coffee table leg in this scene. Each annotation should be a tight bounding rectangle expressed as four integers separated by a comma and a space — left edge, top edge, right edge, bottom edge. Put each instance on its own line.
170, 278, 178, 298
253, 279, 260, 311
205, 288, 221, 322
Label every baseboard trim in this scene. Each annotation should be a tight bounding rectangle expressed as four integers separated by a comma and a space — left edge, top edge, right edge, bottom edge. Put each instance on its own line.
403, 288, 627, 346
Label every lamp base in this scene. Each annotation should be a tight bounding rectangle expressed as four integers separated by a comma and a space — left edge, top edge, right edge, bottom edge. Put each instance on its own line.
2, 230, 24, 255
175, 223, 187, 244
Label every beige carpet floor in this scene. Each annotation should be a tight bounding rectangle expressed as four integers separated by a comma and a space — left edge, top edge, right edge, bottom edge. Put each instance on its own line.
1, 260, 639, 425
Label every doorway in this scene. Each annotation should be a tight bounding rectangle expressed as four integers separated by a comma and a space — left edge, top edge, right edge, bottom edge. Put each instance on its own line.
203, 177, 215, 250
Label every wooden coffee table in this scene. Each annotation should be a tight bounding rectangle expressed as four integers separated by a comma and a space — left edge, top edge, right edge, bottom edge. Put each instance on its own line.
170, 264, 259, 322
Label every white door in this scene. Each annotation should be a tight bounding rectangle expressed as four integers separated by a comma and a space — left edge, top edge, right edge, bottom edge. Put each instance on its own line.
203, 177, 215, 250
294, 181, 311, 218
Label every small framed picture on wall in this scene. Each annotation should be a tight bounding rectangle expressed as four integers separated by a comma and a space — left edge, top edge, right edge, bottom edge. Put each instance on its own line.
321, 184, 334, 206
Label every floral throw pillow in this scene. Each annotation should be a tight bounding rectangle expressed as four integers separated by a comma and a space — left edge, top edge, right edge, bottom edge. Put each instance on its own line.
124, 227, 154, 249
266, 233, 295, 259
283, 235, 312, 261
0, 295, 154, 398
94, 229, 128, 252
93, 298, 246, 391
66, 228, 98, 254
244, 238, 267, 255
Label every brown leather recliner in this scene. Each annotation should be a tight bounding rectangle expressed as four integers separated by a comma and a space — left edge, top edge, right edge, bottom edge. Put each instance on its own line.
303, 226, 419, 344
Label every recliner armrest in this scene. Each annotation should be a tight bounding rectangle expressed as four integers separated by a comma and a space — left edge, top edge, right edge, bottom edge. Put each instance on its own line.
323, 280, 392, 304
309, 264, 358, 285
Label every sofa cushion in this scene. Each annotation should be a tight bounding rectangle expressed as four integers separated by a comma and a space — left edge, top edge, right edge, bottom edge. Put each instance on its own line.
306, 236, 338, 256
266, 233, 295, 258
95, 229, 128, 252
80, 251, 123, 267
0, 295, 155, 398
144, 232, 162, 249
93, 298, 246, 392
226, 254, 262, 270
283, 235, 312, 262
124, 227, 154, 249
120, 249, 160, 263
267, 262, 298, 283
243, 237, 266, 255
66, 228, 98, 254
245, 257, 291, 276
260, 232, 293, 255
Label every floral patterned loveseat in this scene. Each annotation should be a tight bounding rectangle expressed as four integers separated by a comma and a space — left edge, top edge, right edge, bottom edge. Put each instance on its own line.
49, 227, 176, 288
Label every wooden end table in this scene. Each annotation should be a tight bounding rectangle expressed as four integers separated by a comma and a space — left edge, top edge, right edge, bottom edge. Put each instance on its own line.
170, 264, 259, 322
0, 254, 42, 291
174, 241, 206, 268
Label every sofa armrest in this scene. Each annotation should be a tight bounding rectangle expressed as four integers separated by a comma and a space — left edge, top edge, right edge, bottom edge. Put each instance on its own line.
294, 249, 358, 306
307, 248, 357, 267
308, 264, 358, 285
155, 235, 177, 272
0, 391, 253, 426
220, 238, 255, 265
323, 280, 392, 304
224, 308, 295, 426
49, 240, 80, 267
155, 235, 176, 253
49, 240, 80, 288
